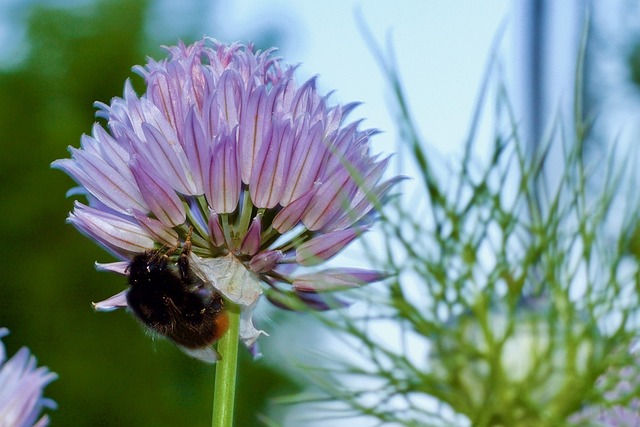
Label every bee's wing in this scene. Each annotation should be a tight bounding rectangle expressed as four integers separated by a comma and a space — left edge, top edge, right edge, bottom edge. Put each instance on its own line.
178, 345, 221, 363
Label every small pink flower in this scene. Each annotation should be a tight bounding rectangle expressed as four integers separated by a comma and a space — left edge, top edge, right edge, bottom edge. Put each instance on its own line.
0, 329, 57, 426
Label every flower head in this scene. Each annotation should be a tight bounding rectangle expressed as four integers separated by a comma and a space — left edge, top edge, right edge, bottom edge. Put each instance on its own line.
571, 351, 640, 427
52, 38, 395, 354
0, 328, 57, 427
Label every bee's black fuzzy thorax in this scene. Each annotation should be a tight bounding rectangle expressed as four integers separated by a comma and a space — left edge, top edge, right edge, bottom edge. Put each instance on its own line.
126, 249, 228, 350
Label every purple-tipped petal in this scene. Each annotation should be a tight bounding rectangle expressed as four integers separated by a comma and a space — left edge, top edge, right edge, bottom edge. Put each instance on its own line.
86, 124, 134, 180
272, 185, 317, 233
265, 289, 351, 311
238, 85, 269, 184
291, 76, 319, 118
139, 123, 198, 195
208, 212, 227, 247
330, 175, 405, 230
186, 197, 208, 231
130, 156, 186, 227
216, 69, 244, 128
240, 215, 262, 256
51, 148, 146, 214
292, 268, 388, 292
139, 97, 183, 149
94, 261, 129, 275
249, 121, 293, 208
207, 128, 241, 213
92, 290, 129, 312
146, 68, 183, 131
68, 202, 154, 255
249, 250, 284, 273
33, 416, 51, 427
302, 169, 353, 231
296, 226, 367, 266
181, 108, 209, 193
297, 291, 352, 311
268, 68, 296, 116
202, 78, 225, 140
280, 119, 327, 205
131, 210, 180, 246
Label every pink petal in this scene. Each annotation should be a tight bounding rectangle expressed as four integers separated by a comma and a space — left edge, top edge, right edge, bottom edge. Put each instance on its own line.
240, 215, 262, 256
139, 97, 181, 149
291, 76, 319, 118
130, 156, 186, 227
296, 226, 367, 266
131, 210, 180, 246
68, 202, 154, 255
140, 123, 197, 195
208, 212, 227, 247
94, 262, 129, 275
270, 72, 297, 117
280, 119, 327, 205
330, 175, 405, 231
249, 250, 284, 273
265, 289, 350, 311
216, 69, 244, 128
207, 128, 241, 213
181, 108, 209, 194
302, 169, 353, 231
321, 121, 365, 175
52, 148, 146, 214
292, 268, 388, 292
92, 290, 129, 312
238, 85, 268, 184
249, 121, 293, 209
272, 185, 318, 233
89, 124, 135, 180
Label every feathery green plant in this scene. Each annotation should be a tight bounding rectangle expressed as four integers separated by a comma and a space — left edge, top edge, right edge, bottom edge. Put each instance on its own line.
292, 30, 640, 427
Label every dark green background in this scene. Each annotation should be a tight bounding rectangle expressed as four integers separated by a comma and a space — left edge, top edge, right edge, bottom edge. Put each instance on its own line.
0, 0, 300, 425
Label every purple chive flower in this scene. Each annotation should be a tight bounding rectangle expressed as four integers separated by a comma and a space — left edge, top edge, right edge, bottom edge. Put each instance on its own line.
0, 328, 57, 426
52, 38, 396, 350
572, 355, 640, 427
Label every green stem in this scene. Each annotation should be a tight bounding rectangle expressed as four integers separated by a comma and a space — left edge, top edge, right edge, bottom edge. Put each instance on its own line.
236, 189, 254, 239
212, 302, 240, 427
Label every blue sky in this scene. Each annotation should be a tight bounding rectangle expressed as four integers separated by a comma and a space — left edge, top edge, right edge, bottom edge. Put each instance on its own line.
212, 1, 510, 158
0, 0, 512, 157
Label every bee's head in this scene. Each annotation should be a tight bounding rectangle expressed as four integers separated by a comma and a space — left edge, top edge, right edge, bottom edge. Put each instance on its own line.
127, 251, 169, 288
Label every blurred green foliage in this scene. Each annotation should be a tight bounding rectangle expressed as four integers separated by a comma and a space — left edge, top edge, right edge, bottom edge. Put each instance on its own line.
0, 0, 297, 425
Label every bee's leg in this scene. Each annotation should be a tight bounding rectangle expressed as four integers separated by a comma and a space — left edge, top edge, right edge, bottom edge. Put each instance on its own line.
149, 244, 174, 264
178, 227, 193, 281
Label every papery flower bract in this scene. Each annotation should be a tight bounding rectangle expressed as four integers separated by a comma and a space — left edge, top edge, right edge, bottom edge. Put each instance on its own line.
52, 38, 395, 352
0, 328, 57, 427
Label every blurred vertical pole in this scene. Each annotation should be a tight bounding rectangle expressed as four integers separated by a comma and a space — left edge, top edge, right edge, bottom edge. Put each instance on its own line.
511, 0, 586, 297
512, 0, 586, 156
524, 0, 545, 156
512, 0, 587, 206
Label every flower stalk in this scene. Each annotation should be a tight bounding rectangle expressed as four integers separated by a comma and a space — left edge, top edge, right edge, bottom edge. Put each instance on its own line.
212, 302, 240, 427
52, 37, 397, 425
